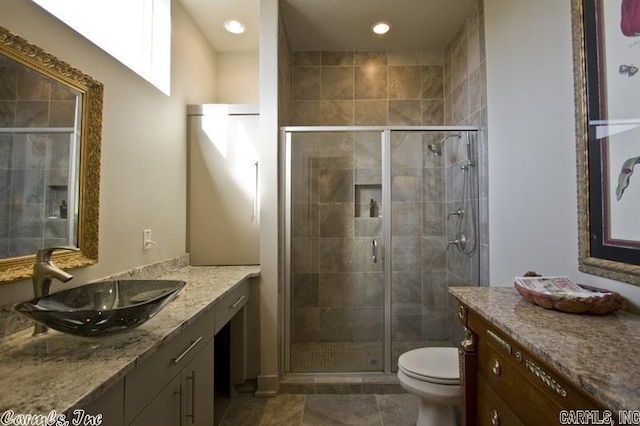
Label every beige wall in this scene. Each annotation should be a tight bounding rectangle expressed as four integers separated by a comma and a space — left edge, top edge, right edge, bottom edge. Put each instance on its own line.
0, 0, 218, 303
485, 0, 640, 306
215, 53, 259, 104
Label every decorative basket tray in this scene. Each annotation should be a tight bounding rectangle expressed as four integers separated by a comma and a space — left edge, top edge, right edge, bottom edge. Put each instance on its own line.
513, 273, 625, 315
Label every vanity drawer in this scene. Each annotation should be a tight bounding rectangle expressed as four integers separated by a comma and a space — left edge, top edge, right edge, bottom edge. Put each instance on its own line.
478, 338, 556, 424
477, 374, 524, 426
477, 330, 601, 425
214, 280, 249, 334
124, 308, 215, 424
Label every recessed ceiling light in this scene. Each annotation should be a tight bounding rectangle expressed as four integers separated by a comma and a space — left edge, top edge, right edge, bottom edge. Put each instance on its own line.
372, 21, 391, 35
224, 20, 245, 34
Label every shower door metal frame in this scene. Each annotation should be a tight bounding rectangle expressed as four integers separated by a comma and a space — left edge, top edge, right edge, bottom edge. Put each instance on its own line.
281, 125, 480, 375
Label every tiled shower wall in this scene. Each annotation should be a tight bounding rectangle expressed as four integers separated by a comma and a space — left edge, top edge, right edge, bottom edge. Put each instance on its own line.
286, 0, 488, 362
0, 55, 77, 257
443, 0, 488, 344
291, 50, 445, 127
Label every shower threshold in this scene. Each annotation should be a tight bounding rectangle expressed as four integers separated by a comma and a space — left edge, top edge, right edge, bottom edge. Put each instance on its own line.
290, 340, 452, 374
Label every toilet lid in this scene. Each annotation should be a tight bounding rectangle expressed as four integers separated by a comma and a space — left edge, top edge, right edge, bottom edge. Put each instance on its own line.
398, 347, 459, 385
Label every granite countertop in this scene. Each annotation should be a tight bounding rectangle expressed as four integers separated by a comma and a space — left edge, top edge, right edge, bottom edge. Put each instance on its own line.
449, 286, 640, 412
0, 265, 260, 415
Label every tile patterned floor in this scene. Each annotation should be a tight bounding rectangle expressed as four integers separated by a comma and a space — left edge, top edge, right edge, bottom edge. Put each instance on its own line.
219, 393, 419, 425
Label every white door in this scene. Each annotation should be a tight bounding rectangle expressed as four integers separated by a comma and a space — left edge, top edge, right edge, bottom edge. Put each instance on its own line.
188, 105, 260, 265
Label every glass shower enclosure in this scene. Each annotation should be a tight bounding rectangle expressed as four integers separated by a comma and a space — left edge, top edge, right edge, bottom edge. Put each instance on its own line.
283, 126, 480, 374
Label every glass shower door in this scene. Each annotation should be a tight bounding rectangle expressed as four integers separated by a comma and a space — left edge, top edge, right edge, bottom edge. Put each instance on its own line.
286, 130, 384, 373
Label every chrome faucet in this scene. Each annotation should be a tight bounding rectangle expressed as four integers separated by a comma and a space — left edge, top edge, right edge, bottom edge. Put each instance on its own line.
32, 246, 79, 335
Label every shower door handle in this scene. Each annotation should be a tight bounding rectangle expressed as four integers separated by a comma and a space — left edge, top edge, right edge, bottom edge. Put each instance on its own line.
372, 239, 378, 263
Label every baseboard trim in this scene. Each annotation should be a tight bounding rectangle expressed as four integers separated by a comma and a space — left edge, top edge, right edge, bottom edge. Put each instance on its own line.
255, 374, 279, 397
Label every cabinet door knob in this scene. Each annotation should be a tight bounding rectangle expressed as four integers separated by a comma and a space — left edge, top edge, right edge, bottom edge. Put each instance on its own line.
491, 409, 500, 426
491, 359, 501, 376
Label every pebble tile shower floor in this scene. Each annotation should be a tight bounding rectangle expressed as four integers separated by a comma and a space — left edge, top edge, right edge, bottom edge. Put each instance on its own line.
291, 341, 450, 372
219, 393, 419, 425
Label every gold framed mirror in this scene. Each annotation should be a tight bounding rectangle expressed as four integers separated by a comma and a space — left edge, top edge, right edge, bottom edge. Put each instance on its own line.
0, 25, 102, 283
572, 0, 640, 285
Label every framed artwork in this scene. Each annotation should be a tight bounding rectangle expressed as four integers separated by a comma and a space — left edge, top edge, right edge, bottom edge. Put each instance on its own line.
573, 0, 640, 285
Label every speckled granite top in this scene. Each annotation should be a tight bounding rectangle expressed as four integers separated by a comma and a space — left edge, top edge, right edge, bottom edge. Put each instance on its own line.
449, 287, 640, 412
0, 265, 259, 415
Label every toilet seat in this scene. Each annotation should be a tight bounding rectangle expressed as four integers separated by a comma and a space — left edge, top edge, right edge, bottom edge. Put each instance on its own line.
398, 347, 459, 385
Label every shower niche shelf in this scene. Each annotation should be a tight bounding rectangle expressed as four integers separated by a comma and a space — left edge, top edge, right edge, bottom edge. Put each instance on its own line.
354, 184, 382, 218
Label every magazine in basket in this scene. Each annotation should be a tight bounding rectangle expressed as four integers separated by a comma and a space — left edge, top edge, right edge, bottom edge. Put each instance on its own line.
513, 276, 608, 298
512, 275, 624, 314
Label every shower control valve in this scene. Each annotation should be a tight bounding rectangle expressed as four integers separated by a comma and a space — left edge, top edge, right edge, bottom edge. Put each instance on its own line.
448, 233, 467, 251
447, 207, 464, 220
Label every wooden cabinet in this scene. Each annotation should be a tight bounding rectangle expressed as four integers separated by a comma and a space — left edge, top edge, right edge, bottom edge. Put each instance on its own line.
457, 302, 606, 426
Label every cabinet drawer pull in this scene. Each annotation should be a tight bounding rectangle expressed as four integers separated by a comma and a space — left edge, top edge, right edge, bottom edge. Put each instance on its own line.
491, 409, 500, 426
486, 329, 512, 355
172, 336, 203, 365
186, 370, 196, 423
174, 383, 183, 424
525, 359, 568, 398
230, 295, 246, 309
491, 359, 501, 376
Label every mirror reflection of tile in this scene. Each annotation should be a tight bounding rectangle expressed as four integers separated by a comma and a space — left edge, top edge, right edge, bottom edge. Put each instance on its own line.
0, 55, 78, 258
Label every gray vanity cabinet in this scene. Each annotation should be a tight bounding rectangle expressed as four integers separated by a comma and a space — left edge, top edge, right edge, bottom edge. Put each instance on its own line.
72, 279, 252, 426
129, 339, 214, 426
129, 375, 181, 426
179, 336, 215, 426
125, 308, 216, 426
74, 379, 125, 426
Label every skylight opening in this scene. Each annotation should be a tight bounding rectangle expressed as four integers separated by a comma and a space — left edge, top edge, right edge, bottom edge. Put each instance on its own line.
32, 0, 171, 95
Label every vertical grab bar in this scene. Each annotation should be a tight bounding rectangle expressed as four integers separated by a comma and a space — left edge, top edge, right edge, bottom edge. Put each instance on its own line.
372, 239, 378, 263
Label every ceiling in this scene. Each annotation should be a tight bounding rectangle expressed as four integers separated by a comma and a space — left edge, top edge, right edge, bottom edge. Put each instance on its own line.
178, 0, 476, 53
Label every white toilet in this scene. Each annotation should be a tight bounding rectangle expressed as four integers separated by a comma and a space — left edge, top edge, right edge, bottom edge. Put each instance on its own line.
397, 347, 460, 426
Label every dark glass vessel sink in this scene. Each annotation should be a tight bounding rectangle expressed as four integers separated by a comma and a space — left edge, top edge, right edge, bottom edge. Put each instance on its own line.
14, 280, 186, 337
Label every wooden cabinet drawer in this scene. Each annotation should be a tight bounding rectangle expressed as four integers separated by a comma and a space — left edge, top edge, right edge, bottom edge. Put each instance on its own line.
477, 374, 524, 426
215, 280, 249, 334
124, 308, 215, 424
477, 330, 601, 425
478, 337, 564, 425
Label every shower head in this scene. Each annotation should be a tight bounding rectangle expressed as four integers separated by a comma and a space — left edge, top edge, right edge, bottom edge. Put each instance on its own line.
427, 143, 443, 156
427, 133, 462, 156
